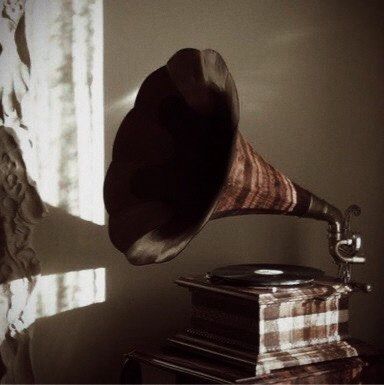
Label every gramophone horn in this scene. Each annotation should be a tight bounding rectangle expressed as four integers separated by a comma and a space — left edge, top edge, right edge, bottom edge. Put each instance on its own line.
104, 48, 364, 269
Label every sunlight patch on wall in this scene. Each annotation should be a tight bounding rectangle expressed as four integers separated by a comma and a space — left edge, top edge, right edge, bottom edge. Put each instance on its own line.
118, 88, 139, 110
24, 0, 104, 225
22, 268, 105, 328
108, 87, 139, 118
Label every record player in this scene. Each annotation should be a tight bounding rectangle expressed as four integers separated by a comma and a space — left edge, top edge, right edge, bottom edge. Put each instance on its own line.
104, 48, 380, 382
169, 271, 370, 378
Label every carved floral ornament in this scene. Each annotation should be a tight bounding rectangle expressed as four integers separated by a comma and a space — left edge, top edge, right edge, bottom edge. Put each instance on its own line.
0, 0, 46, 382
0, 0, 30, 127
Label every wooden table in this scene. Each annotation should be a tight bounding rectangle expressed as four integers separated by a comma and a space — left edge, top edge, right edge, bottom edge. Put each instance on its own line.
121, 347, 384, 384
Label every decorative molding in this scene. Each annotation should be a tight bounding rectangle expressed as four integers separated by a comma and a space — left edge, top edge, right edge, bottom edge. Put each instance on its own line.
0, 0, 46, 382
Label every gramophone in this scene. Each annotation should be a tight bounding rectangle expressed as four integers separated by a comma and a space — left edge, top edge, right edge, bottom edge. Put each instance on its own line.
105, 49, 376, 381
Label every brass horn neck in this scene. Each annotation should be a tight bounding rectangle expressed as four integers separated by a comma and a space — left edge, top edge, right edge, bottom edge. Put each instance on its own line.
304, 196, 365, 281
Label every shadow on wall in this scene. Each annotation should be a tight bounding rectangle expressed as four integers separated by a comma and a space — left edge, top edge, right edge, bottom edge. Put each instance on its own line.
31, 204, 309, 383
31, 206, 187, 383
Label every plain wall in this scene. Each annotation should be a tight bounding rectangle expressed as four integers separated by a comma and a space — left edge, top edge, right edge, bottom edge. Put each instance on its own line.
32, 0, 384, 383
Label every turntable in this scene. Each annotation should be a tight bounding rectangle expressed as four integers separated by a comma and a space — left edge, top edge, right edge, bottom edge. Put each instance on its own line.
104, 48, 382, 383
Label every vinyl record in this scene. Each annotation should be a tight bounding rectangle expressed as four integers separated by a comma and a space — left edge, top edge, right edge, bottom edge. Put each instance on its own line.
208, 264, 324, 286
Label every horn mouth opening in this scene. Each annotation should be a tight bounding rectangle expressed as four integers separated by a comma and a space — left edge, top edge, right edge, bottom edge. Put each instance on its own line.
104, 48, 239, 265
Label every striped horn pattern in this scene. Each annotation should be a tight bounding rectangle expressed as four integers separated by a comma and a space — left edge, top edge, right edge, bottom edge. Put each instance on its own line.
213, 132, 311, 219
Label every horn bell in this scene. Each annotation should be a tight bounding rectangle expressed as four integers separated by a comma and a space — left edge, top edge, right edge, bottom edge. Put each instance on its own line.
104, 48, 316, 266
104, 48, 239, 265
